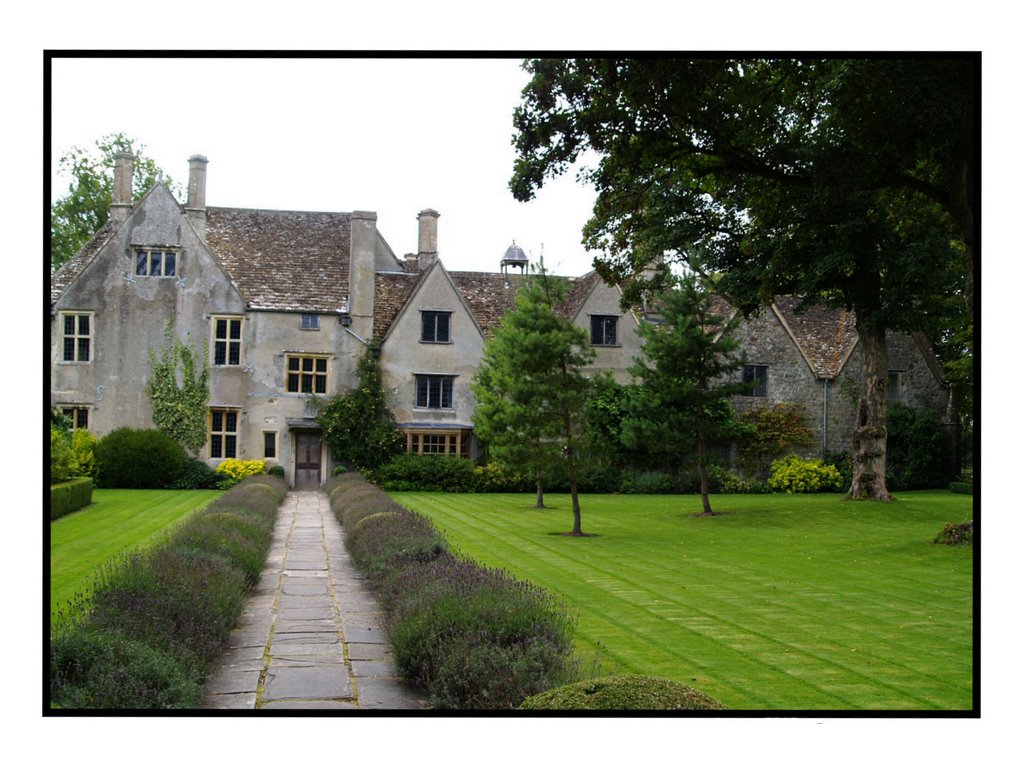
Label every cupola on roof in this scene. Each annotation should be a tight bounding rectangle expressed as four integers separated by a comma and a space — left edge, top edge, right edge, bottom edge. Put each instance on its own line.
501, 241, 528, 269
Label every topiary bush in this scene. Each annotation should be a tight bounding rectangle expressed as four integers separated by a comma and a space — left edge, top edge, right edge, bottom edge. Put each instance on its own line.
94, 428, 187, 489
768, 454, 844, 494
520, 674, 726, 711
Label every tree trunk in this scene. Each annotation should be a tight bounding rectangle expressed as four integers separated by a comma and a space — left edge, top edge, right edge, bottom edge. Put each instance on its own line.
696, 414, 715, 516
534, 474, 546, 509
848, 321, 893, 501
564, 411, 583, 535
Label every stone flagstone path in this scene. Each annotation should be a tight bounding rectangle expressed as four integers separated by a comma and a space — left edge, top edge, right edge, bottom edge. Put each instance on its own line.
203, 490, 427, 710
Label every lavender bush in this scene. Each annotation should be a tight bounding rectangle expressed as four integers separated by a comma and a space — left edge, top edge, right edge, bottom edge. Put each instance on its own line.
326, 474, 578, 708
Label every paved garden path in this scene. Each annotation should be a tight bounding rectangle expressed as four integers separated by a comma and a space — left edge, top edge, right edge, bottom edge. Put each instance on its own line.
203, 490, 428, 710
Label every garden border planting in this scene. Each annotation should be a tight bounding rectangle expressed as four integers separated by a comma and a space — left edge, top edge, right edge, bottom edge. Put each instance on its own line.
326, 473, 578, 709
49, 474, 287, 710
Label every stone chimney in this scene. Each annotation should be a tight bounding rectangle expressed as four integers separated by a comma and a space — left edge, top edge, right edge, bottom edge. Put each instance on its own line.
185, 155, 209, 238
108, 151, 134, 223
417, 209, 439, 270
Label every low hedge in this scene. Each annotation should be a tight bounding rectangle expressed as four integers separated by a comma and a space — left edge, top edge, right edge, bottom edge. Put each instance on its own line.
520, 674, 726, 711
50, 475, 287, 709
50, 477, 93, 521
326, 473, 578, 709
368, 455, 769, 495
949, 481, 973, 495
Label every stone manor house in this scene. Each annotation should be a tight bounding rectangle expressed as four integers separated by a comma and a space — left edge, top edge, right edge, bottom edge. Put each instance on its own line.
49, 154, 952, 488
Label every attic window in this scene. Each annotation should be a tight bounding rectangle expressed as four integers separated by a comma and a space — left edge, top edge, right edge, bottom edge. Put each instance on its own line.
590, 315, 618, 346
421, 311, 452, 343
135, 249, 177, 277
301, 314, 319, 330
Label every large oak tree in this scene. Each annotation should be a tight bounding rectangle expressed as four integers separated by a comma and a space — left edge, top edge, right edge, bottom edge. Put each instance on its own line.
510, 57, 975, 500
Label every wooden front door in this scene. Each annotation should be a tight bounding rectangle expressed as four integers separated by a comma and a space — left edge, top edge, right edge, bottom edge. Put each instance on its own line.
294, 432, 322, 489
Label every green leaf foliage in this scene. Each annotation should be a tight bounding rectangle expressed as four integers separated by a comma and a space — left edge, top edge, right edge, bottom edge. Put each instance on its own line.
317, 345, 404, 471
148, 325, 210, 456
510, 57, 975, 498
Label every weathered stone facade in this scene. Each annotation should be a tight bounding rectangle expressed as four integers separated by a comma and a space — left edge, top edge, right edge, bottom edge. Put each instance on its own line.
50, 155, 951, 486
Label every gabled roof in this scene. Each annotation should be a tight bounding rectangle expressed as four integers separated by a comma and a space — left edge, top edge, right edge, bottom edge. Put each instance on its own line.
374, 270, 423, 339
770, 296, 858, 379
205, 207, 352, 313
50, 219, 119, 305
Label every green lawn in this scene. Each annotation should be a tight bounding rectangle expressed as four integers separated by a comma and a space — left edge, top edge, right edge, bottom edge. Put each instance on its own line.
389, 490, 974, 711
49, 489, 221, 624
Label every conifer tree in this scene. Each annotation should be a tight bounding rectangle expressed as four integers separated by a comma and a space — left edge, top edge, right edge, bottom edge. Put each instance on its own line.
626, 272, 749, 516
473, 265, 595, 533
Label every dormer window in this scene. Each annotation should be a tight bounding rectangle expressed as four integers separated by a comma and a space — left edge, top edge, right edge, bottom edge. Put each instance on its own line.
135, 248, 177, 277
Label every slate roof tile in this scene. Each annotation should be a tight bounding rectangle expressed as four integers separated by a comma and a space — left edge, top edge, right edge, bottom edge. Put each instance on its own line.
205, 207, 352, 313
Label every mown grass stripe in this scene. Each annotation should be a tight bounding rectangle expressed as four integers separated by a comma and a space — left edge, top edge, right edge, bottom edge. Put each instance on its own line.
50, 489, 222, 622
391, 489, 973, 710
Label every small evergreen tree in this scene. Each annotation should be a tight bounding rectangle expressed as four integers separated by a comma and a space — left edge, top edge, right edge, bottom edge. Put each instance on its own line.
626, 271, 750, 516
317, 344, 404, 470
473, 265, 595, 532
148, 325, 210, 456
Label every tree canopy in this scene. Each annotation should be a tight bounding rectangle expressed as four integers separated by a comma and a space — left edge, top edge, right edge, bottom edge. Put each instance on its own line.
51, 133, 177, 273
510, 57, 976, 500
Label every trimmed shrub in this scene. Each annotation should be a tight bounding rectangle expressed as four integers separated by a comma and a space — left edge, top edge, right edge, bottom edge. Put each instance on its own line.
50, 627, 201, 709
386, 556, 577, 709
169, 458, 222, 490
171, 511, 270, 585
50, 477, 93, 521
87, 545, 247, 664
329, 473, 578, 709
49, 471, 287, 709
371, 454, 478, 493
267, 464, 286, 477
886, 403, 953, 491
520, 674, 726, 711
94, 428, 187, 489
768, 455, 844, 494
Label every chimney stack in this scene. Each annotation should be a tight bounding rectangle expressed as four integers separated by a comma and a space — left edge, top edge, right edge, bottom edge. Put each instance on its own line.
186, 155, 209, 238
109, 151, 134, 223
417, 209, 439, 270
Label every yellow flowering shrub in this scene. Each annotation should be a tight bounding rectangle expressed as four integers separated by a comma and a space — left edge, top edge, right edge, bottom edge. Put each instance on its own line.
215, 459, 267, 482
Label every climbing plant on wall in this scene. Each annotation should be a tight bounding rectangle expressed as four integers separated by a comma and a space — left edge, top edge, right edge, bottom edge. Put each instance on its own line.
148, 323, 210, 456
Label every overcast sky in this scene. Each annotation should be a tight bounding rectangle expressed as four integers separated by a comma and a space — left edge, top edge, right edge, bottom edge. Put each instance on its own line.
50, 56, 601, 277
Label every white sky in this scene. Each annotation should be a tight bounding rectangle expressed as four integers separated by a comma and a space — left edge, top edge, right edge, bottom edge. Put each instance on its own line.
50, 56, 601, 277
